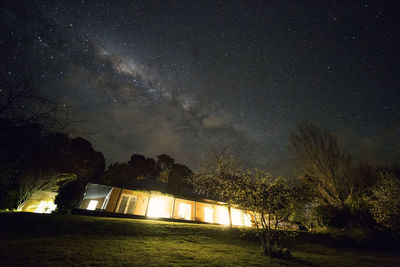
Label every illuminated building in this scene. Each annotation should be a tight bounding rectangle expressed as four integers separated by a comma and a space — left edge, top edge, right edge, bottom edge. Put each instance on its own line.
77, 183, 254, 227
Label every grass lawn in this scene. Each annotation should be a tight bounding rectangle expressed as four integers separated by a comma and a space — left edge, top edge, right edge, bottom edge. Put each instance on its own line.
0, 213, 399, 266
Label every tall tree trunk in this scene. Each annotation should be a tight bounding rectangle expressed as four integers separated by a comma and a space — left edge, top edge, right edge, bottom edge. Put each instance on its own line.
260, 235, 267, 255
260, 233, 272, 256
265, 236, 272, 256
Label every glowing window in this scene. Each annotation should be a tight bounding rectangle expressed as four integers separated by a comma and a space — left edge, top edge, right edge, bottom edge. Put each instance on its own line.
243, 213, 252, 227
204, 207, 213, 223
34, 201, 57, 214
215, 206, 230, 225
87, 200, 98, 211
231, 208, 243, 226
147, 197, 170, 218
178, 203, 191, 220
117, 195, 137, 214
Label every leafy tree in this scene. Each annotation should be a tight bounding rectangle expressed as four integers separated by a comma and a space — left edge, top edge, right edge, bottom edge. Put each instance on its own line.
167, 163, 193, 195
157, 154, 175, 170
189, 154, 296, 257
35, 134, 105, 213
54, 180, 87, 213
128, 154, 159, 180
42, 134, 105, 183
366, 170, 400, 234
99, 162, 137, 186
0, 119, 105, 210
0, 165, 19, 210
156, 154, 175, 183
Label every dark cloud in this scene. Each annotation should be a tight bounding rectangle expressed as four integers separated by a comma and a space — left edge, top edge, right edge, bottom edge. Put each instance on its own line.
336, 124, 400, 165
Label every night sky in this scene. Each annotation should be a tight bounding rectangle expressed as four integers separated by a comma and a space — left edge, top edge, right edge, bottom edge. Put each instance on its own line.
1, 0, 399, 173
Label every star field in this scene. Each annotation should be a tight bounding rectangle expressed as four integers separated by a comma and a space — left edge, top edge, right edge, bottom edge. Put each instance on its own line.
1, 0, 399, 173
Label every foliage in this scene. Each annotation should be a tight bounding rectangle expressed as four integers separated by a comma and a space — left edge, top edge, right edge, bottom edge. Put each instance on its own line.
312, 204, 351, 229
0, 120, 105, 210
40, 133, 105, 183
156, 154, 175, 183
54, 180, 87, 213
189, 152, 296, 257
238, 172, 296, 257
167, 163, 193, 195
99, 163, 136, 186
100, 154, 193, 194
366, 170, 400, 234
289, 123, 400, 236
128, 154, 159, 180
157, 154, 175, 170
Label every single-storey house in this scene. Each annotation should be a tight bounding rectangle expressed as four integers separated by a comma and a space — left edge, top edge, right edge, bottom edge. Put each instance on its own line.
77, 182, 253, 227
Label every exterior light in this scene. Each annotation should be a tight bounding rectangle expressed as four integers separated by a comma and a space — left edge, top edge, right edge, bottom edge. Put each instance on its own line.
34, 201, 57, 214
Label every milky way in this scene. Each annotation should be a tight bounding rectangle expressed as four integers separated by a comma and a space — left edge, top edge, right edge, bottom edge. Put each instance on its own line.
1, 1, 399, 173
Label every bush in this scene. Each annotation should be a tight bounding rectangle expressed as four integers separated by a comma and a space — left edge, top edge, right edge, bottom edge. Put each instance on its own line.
366, 171, 400, 235
0, 188, 18, 210
313, 204, 351, 228
54, 181, 86, 213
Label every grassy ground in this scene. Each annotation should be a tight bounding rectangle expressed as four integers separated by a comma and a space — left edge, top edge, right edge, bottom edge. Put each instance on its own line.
0, 213, 399, 266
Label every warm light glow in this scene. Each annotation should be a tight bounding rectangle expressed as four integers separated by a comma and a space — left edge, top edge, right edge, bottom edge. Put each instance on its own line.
34, 201, 57, 214
215, 206, 230, 225
243, 213, 252, 227
87, 200, 98, 210
177, 203, 191, 220
231, 208, 243, 226
204, 207, 213, 223
147, 197, 170, 218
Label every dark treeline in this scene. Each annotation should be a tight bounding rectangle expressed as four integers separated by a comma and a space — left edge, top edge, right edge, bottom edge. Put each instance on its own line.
188, 122, 400, 256
289, 122, 400, 243
0, 118, 193, 213
0, 119, 105, 211
99, 153, 193, 191
1, 73, 399, 256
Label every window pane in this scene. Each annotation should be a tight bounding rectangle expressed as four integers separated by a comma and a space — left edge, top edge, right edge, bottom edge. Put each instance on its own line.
117, 196, 128, 213
126, 196, 137, 214
178, 203, 191, 220
87, 200, 98, 211
204, 207, 213, 223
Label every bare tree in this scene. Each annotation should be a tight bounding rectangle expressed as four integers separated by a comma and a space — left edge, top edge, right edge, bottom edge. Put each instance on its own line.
0, 73, 77, 133
17, 170, 76, 210
289, 122, 351, 208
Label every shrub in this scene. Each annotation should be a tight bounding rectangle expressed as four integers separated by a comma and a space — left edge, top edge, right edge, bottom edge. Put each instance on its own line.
54, 180, 86, 213
313, 204, 351, 228
367, 171, 400, 235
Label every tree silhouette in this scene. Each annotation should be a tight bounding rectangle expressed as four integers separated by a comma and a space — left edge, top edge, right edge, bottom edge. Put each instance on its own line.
289, 122, 350, 208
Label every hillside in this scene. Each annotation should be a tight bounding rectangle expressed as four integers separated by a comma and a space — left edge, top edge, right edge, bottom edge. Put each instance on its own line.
0, 213, 399, 266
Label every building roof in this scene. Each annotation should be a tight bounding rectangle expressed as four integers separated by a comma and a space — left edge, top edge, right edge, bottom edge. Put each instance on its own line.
100, 178, 224, 203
